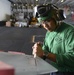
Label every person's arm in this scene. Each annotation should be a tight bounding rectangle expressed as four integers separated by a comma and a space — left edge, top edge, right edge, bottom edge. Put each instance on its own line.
32, 42, 56, 62
46, 53, 56, 62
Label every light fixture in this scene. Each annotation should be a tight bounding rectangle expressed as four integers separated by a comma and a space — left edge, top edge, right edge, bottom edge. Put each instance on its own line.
61, 0, 64, 2
36, 0, 38, 1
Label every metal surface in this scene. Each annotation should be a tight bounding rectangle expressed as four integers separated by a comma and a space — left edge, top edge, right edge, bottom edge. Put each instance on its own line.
34, 57, 38, 75
0, 52, 58, 75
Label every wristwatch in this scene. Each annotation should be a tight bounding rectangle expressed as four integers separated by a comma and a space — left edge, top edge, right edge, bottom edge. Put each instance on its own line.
42, 52, 49, 60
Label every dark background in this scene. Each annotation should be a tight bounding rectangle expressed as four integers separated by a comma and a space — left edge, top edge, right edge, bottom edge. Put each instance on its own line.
0, 27, 46, 55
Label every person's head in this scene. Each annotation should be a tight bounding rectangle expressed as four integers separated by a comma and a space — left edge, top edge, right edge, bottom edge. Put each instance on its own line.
33, 4, 66, 31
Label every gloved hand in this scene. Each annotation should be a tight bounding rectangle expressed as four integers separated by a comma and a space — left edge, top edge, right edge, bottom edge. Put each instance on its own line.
32, 42, 44, 58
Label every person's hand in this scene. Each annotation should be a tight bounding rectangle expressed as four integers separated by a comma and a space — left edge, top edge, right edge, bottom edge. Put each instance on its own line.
32, 42, 44, 58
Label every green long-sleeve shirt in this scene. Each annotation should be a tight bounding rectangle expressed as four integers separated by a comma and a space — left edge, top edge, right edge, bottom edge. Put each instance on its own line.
42, 22, 74, 72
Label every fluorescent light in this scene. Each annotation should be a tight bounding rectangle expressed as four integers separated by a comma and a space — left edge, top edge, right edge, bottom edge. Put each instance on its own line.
61, 0, 64, 2
36, 0, 38, 1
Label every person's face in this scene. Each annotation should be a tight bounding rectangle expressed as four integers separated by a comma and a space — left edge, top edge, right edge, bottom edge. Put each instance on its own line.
41, 18, 57, 32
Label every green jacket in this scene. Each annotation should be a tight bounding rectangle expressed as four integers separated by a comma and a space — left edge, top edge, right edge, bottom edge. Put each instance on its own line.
42, 22, 74, 72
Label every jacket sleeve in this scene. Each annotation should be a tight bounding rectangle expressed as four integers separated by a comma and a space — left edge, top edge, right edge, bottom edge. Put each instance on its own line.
42, 38, 49, 53
42, 32, 50, 53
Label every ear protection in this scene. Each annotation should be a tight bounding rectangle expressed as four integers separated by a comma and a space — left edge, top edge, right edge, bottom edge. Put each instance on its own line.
33, 4, 66, 21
